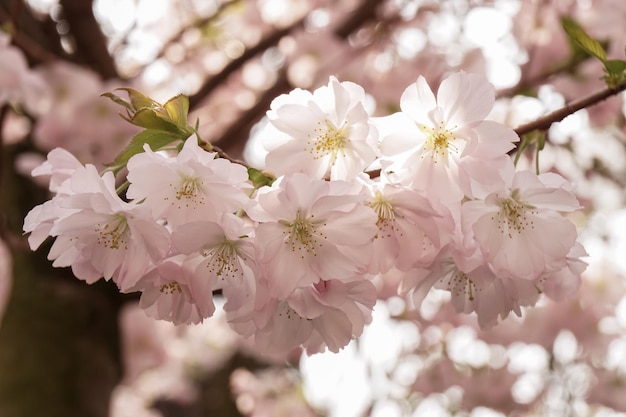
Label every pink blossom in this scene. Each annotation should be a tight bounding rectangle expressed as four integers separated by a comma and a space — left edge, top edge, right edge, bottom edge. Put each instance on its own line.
45, 165, 170, 290
435, 257, 542, 329
540, 242, 586, 301
32, 62, 137, 165
378, 71, 518, 202
171, 213, 257, 289
261, 76, 378, 180
462, 166, 581, 281
248, 173, 378, 298
0, 34, 49, 113
126, 137, 251, 226
132, 256, 209, 325
31, 147, 84, 193
364, 180, 445, 274
252, 278, 377, 354
170, 213, 259, 324
23, 198, 72, 252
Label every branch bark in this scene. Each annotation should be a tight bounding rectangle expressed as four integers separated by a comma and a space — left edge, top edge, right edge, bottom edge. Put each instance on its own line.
514, 81, 626, 136
213, 0, 386, 155
189, 16, 306, 109
0, 0, 67, 65
0, 139, 123, 417
58, 0, 118, 79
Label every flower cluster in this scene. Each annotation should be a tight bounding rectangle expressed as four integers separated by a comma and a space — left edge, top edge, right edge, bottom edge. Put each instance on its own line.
24, 72, 586, 354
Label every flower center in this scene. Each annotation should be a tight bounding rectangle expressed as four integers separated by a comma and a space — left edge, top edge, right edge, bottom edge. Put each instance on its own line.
494, 192, 536, 238
369, 193, 400, 238
281, 210, 324, 257
95, 214, 129, 250
444, 270, 478, 301
159, 281, 183, 294
174, 175, 204, 204
277, 301, 308, 321
201, 239, 243, 281
421, 122, 458, 159
307, 120, 349, 165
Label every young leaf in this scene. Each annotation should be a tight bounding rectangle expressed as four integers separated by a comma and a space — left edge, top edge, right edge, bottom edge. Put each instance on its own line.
106, 129, 182, 170
163, 94, 190, 128
131, 108, 182, 132
562, 17, 606, 62
248, 167, 275, 189
114, 88, 159, 111
604, 59, 626, 76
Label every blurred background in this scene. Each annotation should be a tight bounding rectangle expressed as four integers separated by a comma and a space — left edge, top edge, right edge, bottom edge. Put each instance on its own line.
2, 0, 626, 416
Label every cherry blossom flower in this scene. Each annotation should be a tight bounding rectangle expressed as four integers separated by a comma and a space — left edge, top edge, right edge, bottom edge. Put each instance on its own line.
22, 148, 86, 250
132, 256, 209, 325
0, 34, 49, 113
378, 71, 518, 202
540, 242, 587, 301
169, 213, 259, 324
461, 166, 581, 281
171, 213, 257, 290
364, 180, 445, 274
252, 278, 377, 354
32, 62, 137, 165
30, 147, 84, 192
126, 137, 251, 226
261, 76, 378, 180
248, 173, 378, 298
435, 257, 542, 329
44, 165, 170, 291
23, 198, 72, 252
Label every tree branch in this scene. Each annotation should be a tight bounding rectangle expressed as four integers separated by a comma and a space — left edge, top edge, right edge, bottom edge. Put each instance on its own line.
151, 0, 237, 62
333, 0, 384, 38
58, 0, 118, 79
211, 70, 291, 154
189, 16, 306, 109
212, 0, 386, 155
514, 81, 626, 136
0, 0, 67, 64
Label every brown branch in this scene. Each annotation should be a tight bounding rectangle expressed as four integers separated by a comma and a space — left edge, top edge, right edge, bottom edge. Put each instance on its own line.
58, 0, 118, 79
212, 0, 387, 156
0, 1, 67, 64
212, 70, 292, 154
496, 56, 589, 99
333, 0, 384, 38
188, 16, 306, 109
514, 81, 626, 136
151, 0, 238, 62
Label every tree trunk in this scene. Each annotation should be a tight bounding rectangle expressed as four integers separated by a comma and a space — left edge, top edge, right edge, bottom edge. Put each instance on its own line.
0, 141, 123, 417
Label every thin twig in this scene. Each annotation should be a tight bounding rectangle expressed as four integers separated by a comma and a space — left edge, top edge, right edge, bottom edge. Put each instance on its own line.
514, 81, 626, 136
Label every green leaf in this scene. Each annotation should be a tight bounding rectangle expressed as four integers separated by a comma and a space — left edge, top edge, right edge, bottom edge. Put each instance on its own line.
163, 94, 190, 127
107, 129, 182, 169
604, 59, 626, 76
247, 168, 275, 189
131, 108, 181, 132
562, 17, 606, 62
101, 92, 135, 113
115, 88, 159, 111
